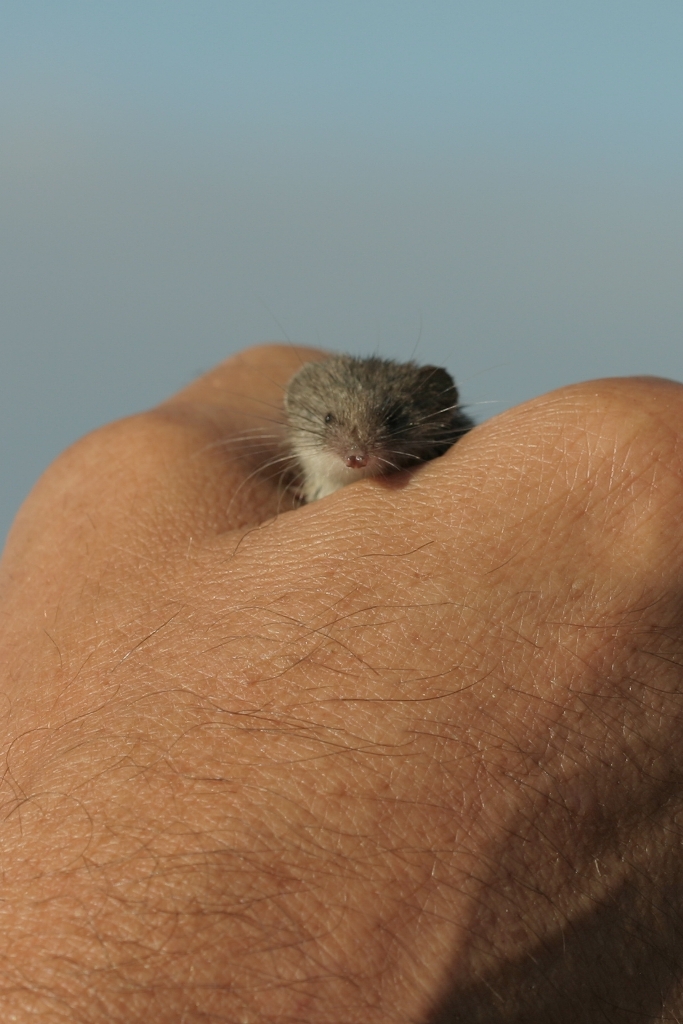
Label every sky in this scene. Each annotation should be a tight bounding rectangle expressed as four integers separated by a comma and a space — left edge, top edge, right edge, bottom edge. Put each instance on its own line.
2, 1, 683, 542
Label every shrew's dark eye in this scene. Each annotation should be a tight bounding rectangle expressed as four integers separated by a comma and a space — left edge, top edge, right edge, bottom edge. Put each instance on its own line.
324, 412, 335, 424
385, 409, 408, 432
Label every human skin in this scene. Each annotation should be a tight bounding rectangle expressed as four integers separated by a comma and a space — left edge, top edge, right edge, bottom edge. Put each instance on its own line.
1, 344, 683, 1023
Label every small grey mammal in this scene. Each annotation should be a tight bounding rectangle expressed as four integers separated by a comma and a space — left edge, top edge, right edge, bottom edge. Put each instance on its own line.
284, 354, 474, 502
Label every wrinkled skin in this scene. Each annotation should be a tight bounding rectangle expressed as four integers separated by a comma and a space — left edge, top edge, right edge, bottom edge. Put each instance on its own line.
1, 344, 683, 1023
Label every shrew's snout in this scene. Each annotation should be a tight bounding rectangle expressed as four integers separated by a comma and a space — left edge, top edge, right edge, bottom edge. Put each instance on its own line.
344, 451, 369, 469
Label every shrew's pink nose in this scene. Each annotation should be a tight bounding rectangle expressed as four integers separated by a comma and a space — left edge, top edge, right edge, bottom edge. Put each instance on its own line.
345, 452, 368, 469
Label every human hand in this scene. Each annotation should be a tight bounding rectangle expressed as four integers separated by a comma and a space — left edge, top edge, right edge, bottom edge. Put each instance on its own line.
1, 345, 682, 1023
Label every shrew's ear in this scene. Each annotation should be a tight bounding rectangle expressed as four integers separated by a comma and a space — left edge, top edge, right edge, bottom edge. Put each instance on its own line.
414, 365, 458, 404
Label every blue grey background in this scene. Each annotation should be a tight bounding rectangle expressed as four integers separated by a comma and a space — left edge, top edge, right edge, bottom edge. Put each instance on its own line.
2, 2, 682, 543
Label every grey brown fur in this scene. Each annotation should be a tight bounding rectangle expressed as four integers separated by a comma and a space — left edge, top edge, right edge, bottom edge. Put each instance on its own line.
284, 354, 473, 502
